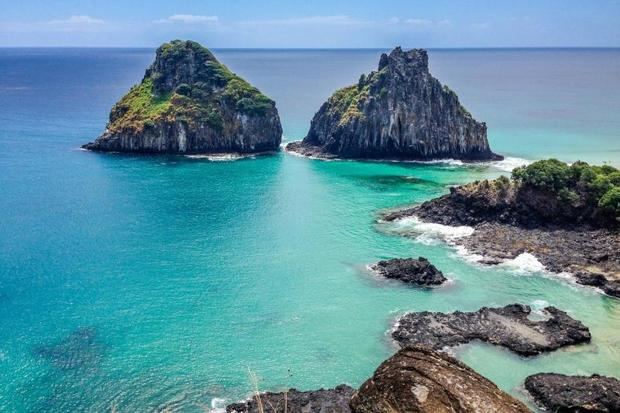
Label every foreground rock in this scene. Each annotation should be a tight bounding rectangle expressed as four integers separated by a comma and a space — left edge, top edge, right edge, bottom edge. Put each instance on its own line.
350, 346, 530, 413
370, 257, 447, 286
286, 47, 501, 161
392, 304, 590, 356
226, 385, 354, 413
525, 373, 620, 412
384, 160, 620, 297
83, 40, 282, 154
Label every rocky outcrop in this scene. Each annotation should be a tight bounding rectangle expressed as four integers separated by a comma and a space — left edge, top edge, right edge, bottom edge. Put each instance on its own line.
383, 160, 620, 297
525, 373, 620, 413
83, 40, 282, 154
350, 346, 530, 413
392, 304, 591, 356
286, 47, 501, 161
370, 257, 447, 286
226, 385, 355, 413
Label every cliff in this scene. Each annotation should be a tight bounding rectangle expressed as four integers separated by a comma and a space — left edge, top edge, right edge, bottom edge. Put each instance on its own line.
83, 40, 282, 154
286, 47, 500, 161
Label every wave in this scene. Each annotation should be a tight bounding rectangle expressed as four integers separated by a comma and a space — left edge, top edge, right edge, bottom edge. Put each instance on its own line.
498, 253, 546, 273
184, 153, 251, 161
489, 156, 532, 172
209, 397, 227, 413
389, 216, 475, 244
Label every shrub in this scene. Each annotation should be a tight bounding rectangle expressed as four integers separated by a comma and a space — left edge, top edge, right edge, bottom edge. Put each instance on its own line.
175, 83, 192, 96
599, 187, 620, 217
512, 159, 570, 191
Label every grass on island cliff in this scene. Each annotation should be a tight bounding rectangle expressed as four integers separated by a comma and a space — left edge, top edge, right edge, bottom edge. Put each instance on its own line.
107, 40, 275, 135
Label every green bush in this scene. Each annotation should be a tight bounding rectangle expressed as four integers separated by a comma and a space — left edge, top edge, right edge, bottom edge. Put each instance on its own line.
175, 84, 192, 96
512, 159, 570, 191
599, 187, 620, 216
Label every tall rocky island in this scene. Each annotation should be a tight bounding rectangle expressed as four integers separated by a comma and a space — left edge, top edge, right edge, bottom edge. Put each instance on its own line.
83, 40, 282, 154
287, 47, 501, 160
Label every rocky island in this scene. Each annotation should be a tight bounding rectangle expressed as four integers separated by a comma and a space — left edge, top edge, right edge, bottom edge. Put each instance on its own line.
370, 257, 447, 286
83, 40, 282, 154
392, 304, 591, 356
286, 47, 501, 161
384, 159, 620, 297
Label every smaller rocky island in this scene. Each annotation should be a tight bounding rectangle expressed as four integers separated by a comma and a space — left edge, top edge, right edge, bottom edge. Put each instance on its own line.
83, 40, 282, 155
370, 257, 447, 286
392, 304, 591, 356
384, 159, 620, 297
287, 47, 501, 161
525, 373, 620, 413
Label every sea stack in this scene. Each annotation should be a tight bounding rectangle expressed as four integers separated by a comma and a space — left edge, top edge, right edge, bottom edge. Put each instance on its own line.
287, 47, 501, 161
83, 40, 282, 154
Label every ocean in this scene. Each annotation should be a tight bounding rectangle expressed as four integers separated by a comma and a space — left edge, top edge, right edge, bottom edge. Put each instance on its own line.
0, 48, 619, 412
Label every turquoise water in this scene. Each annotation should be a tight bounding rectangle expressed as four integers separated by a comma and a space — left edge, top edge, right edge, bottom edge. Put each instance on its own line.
0, 49, 619, 412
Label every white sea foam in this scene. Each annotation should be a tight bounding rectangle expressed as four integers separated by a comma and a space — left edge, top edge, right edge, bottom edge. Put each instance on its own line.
453, 245, 485, 263
489, 156, 531, 172
499, 253, 546, 273
209, 397, 227, 413
184, 153, 250, 161
393, 216, 475, 242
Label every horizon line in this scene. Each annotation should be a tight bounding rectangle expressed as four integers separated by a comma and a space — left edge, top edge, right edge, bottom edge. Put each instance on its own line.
1, 46, 620, 50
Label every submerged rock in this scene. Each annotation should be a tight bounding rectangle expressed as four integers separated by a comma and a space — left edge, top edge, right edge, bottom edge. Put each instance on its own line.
83, 40, 282, 154
525, 373, 620, 413
392, 304, 590, 356
286, 47, 501, 161
350, 346, 530, 413
226, 385, 355, 413
371, 257, 447, 286
34, 327, 103, 370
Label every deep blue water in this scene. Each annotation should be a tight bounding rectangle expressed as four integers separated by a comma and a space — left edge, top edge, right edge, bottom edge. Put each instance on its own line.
0, 48, 619, 412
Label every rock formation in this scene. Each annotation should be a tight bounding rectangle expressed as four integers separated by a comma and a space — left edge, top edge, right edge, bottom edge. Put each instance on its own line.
370, 257, 447, 286
392, 304, 591, 356
226, 385, 355, 413
83, 40, 282, 154
286, 47, 501, 161
350, 346, 530, 413
525, 373, 620, 413
383, 160, 620, 297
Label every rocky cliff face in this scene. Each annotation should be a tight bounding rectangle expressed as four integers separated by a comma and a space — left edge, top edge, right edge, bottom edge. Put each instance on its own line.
350, 346, 530, 413
83, 40, 282, 154
287, 47, 500, 160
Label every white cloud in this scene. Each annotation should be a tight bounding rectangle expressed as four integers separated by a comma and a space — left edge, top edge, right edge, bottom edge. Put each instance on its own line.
239, 15, 367, 27
48, 15, 105, 25
155, 14, 219, 24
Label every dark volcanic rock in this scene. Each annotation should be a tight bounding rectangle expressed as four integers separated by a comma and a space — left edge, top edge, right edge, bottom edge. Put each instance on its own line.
392, 304, 591, 356
350, 346, 530, 413
286, 47, 501, 161
382, 176, 620, 298
371, 257, 447, 286
226, 385, 354, 413
83, 40, 282, 154
525, 373, 620, 413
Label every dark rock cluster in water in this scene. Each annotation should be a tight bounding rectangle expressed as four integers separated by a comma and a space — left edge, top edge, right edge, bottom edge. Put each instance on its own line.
34, 327, 103, 370
83, 40, 282, 154
287, 47, 501, 161
392, 304, 591, 356
226, 385, 355, 413
371, 257, 447, 286
525, 373, 620, 413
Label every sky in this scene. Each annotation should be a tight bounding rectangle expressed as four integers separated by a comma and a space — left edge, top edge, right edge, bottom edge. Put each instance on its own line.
1, 0, 619, 48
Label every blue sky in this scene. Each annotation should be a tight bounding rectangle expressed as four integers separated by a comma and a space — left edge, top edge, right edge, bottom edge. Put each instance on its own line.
1, 0, 619, 47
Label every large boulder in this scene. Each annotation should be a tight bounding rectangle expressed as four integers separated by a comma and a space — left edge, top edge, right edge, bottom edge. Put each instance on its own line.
287, 47, 501, 161
350, 346, 530, 413
83, 40, 282, 154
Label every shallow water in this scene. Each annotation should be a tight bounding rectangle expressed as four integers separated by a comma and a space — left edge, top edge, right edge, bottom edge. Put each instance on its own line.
0, 48, 619, 412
